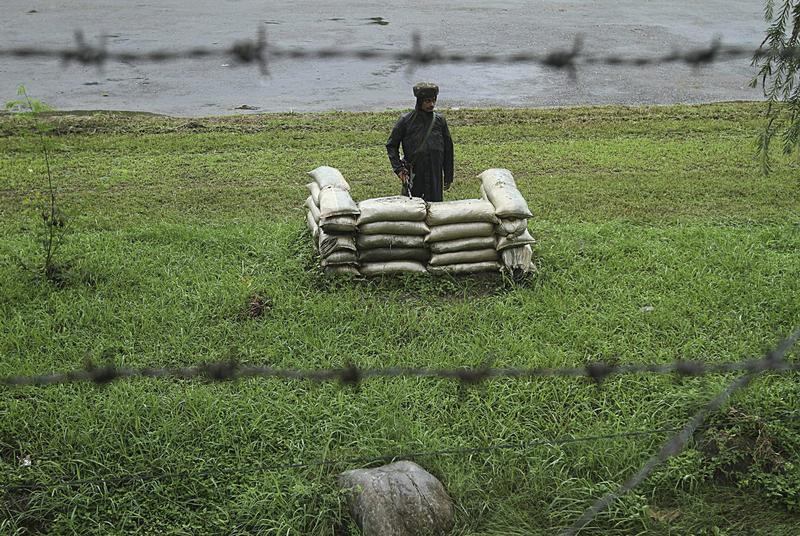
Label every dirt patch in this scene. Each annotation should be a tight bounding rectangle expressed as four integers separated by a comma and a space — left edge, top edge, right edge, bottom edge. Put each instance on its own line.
696, 407, 789, 483
2, 487, 52, 534
239, 293, 273, 320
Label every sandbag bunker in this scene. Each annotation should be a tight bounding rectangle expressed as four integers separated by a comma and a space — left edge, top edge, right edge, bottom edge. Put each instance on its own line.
305, 166, 535, 277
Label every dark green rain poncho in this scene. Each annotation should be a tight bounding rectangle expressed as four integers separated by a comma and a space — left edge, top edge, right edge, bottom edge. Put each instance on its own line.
386, 83, 454, 202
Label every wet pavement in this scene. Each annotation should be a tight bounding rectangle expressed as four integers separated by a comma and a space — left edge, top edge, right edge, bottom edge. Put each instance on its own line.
1, 1, 768, 116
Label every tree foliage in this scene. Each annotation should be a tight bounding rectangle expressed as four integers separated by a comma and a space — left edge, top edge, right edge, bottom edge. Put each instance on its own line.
752, 0, 800, 173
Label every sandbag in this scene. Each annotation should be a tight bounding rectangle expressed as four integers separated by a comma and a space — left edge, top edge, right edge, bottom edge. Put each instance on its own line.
308, 166, 350, 191
429, 236, 496, 254
359, 247, 430, 263
496, 218, 527, 237
428, 261, 500, 275
429, 248, 498, 267
425, 222, 495, 243
478, 169, 532, 219
358, 220, 430, 236
478, 168, 517, 189
357, 196, 427, 225
306, 211, 320, 242
319, 229, 357, 257
426, 199, 498, 226
501, 244, 533, 271
357, 234, 425, 250
306, 182, 321, 206
496, 229, 536, 251
318, 186, 359, 219
359, 261, 428, 276
324, 265, 360, 277
306, 196, 321, 223
319, 215, 357, 233
321, 250, 358, 267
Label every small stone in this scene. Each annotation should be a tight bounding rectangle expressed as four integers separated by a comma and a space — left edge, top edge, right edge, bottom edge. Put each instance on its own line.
640, 305, 655, 313
337, 460, 454, 536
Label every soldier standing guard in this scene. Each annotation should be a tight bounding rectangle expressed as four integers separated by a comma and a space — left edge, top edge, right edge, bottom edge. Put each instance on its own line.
386, 83, 454, 202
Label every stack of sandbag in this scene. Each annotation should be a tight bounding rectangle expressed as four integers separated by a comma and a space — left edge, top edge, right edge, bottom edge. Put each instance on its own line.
356, 196, 429, 276
307, 166, 360, 276
478, 168, 535, 274
425, 199, 500, 275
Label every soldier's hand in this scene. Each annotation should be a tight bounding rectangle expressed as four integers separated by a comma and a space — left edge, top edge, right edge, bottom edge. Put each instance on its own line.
397, 169, 410, 182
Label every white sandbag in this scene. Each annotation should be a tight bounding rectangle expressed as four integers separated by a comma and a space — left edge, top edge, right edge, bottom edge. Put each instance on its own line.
429, 236, 496, 254
308, 166, 350, 191
357, 196, 427, 225
428, 261, 500, 275
501, 244, 533, 272
429, 248, 498, 267
321, 250, 358, 266
306, 211, 319, 243
357, 234, 425, 250
324, 265, 360, 276
425, 222, 495, 243
306, 196, 321, 223
358, 220, 430, 236
319, 215, 357, 233
426, 199, 498, 226
306, 182, 321, 206
319, 229, 357, 257
359, 247, 430, 263
319, 186, 359, 219
478, 169, 532, 219
478, 168, 517, 189
359, 261, 428, 276
496, 230, 536, 251
496, 218, 527, 237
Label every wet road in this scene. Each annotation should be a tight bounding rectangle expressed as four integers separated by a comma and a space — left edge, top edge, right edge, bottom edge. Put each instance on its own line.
1, 1, 768, 116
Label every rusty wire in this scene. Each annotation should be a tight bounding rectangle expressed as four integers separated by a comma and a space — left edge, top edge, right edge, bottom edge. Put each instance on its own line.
1, 353, 799, 389
0, 30, 793, 75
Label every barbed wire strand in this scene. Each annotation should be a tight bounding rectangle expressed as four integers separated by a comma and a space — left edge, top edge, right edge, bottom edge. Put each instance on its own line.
2, 30, 799, 73
562, 327, 800, 535
0, 423, 735, 493
2, 353, 799, 389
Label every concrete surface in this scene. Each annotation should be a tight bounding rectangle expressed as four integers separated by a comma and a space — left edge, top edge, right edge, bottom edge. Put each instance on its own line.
1, 1, 769, 116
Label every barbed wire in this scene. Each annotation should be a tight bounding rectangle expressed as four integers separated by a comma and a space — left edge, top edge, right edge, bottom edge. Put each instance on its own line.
0, 423, 734, 493
1, 352, 799, 389
3, 330, 798, 522
563, 326, 800, 535
1, 30, 796, 74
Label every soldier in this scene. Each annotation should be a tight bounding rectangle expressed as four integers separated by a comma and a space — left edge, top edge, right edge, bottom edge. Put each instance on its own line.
386, 82, 454, 202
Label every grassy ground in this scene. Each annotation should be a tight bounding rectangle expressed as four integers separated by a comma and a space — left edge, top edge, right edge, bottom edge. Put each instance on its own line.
0, 103, 799, 535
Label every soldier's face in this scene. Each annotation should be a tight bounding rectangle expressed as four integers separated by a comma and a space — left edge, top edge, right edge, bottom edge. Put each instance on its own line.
421, 97, 436, 112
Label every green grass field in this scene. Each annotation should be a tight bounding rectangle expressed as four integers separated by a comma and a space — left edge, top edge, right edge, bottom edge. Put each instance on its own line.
1, 103, 799, 535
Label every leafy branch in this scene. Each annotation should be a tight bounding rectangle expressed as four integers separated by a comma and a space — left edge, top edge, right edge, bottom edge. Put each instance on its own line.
751, 0, 800, 174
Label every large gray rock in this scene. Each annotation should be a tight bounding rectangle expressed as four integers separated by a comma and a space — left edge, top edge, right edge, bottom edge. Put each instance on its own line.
337, 460, 455, 536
